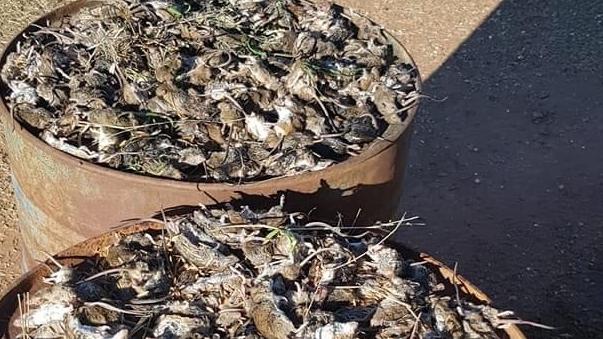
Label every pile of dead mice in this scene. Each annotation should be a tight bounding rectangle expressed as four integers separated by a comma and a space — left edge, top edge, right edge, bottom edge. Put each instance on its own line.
1, 0, 419, 183
15, 203, 524, 339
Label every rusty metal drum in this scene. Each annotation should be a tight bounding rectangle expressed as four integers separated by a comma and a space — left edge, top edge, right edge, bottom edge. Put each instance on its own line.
0, 222, 527, 339
0, 0, 421, 270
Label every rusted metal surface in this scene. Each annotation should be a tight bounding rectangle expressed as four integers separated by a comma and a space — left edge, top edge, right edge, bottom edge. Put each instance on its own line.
0, 222, 526, 339
0, 0, 421, 270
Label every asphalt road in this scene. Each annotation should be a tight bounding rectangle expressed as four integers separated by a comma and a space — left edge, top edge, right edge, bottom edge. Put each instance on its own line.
400, 1, 603, 338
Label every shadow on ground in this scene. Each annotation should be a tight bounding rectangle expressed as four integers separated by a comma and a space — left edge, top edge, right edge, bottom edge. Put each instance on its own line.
398, 0, 603, 338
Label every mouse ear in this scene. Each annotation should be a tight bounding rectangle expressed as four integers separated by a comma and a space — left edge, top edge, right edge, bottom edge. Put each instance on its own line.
165, 219, 180, 235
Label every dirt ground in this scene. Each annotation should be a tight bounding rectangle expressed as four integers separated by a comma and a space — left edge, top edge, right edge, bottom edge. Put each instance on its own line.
0, 0, 601, 338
